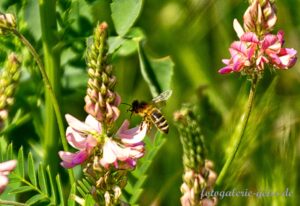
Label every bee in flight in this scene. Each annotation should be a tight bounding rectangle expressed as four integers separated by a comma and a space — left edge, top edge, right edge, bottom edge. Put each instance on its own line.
129, 90, 172, 134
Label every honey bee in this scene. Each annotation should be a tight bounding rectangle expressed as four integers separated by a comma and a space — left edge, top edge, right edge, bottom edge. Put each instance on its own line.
129, 90, 172, 134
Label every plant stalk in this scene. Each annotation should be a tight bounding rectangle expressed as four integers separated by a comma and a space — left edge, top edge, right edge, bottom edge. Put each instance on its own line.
216, 76, 259, 187
0, 199, 27, 206
11, 2, 74, 183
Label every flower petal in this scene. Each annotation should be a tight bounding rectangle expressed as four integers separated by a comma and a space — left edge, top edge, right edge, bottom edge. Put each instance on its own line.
117, 120, 148, 144
233, 19, 244, 38
85, 115, 102, 132
65, 114, 93, 133
0, 175, 8, 194
0, 160, 17, 173
58, 151, 88, 168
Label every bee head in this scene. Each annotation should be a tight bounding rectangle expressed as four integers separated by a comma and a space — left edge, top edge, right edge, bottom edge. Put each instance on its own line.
131, 100, 139, 111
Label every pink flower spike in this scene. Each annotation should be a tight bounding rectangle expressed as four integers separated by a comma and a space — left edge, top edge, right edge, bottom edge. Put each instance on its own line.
0, 160, 17, 194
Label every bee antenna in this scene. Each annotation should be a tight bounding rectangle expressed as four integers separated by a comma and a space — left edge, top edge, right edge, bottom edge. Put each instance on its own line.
121, 102, 132, 112
121, 102, 131, 106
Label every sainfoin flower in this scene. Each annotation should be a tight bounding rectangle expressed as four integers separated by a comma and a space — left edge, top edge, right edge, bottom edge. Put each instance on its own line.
58, 114, 99, 168
219, 0, 297, 76
59, 115, 147, 169
0, 160, 17, 194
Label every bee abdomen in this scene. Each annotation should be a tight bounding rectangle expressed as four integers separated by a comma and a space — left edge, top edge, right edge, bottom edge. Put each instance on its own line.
150, 109, 169, 134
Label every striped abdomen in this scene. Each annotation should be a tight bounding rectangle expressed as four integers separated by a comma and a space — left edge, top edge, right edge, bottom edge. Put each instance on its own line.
148, 108, 169, 134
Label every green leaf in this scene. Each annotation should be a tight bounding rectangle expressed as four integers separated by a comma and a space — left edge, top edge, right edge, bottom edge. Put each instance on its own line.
78, 180, 89, 194
17, 147, 25, 177
47, 166, 57, 203
68, 183, 76, 206
108, 36, 125, 54
125, 133, 166, 204
38, 164, 49, 195
28, 152, 37, 186
137, 42, 174, 97
84, 194, 96, 206
111, 0, 143, 36
9, 185, 34, 194
56, 174, 65, 206
25, 194, 48, 205
7, 143, 13, 160
117, 39, 138, 56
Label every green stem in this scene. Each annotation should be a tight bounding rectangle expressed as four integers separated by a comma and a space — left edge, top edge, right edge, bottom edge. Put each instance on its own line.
0, 199, 27, 206
216, 77, 259, 187
11, 22, 74, 184
38, 0, 60, 175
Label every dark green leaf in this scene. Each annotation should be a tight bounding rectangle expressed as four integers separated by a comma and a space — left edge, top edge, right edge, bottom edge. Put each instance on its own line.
137, 42, 174, 97
111, 0, 143, 36
28, 152, 37, 186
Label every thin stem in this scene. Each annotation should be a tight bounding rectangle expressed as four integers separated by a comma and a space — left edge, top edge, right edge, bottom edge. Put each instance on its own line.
11, 29, 75, 184
216, 76, 259, 187
0, 199, 27, 206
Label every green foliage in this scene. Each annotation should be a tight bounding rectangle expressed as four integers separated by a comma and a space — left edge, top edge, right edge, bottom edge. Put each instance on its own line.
1, 0, 300, 205
137, 42, 174, 97
2, 145, 67, 206
124, 132, 166, 205
111, 0, 144, 36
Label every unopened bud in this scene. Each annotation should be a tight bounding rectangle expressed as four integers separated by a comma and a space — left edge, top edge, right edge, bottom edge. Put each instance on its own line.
243, 0, 277, 35
0, 13, 16, 34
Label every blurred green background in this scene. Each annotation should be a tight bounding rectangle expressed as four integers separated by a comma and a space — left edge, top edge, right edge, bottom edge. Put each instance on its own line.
1, 0, 300, 205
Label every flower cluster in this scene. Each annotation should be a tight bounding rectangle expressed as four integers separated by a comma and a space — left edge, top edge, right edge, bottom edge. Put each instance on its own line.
59, 22, 147, 205
219, 0, 297, 77
0, 13, 16, 35
174, 106, 217, 206
0, 53, 21, 129
0, 160, 17, 194
59, 114, 147, 170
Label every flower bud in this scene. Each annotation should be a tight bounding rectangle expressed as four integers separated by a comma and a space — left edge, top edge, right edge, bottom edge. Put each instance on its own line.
243, 0, 277, 35
0, 13, 16, 34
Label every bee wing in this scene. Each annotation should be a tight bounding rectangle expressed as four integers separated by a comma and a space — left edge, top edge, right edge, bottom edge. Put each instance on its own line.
152, 90, 172, 105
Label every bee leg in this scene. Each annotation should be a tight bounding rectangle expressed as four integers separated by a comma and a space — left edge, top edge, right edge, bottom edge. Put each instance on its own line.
144, 118, 152, 134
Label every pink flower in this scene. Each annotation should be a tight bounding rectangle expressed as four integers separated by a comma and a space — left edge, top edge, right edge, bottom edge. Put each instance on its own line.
0, 160, 17, 194
219, 20, 297, 74
99, 120, 148, 169
261, 31, 297, 69
59, 114, 99, 168
219, 33, 258, 74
